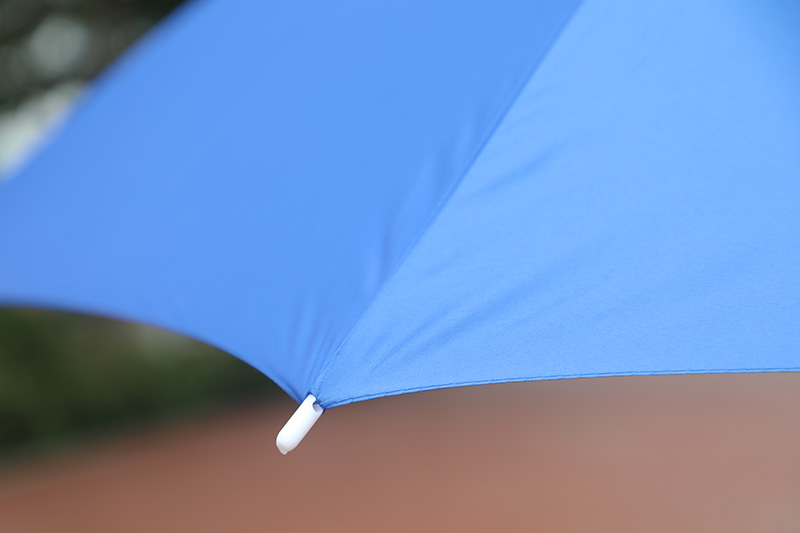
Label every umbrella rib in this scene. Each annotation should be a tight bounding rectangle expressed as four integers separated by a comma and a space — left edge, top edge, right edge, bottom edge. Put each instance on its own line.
308, 0, 586, 411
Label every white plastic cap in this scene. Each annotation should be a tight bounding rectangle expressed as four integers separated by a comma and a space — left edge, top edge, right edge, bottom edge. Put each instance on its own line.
275, 394, 324, 455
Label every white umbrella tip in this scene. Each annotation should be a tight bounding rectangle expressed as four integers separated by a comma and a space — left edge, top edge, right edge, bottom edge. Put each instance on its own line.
275, 394, 324, 454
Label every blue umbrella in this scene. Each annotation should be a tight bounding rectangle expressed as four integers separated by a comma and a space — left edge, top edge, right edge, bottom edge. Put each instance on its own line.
1, 0, 798, 453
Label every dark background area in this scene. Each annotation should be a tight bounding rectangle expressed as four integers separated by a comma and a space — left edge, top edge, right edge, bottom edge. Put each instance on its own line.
1, 0, 183, 113
0, 310, 278, 456
0, 0, 279, 458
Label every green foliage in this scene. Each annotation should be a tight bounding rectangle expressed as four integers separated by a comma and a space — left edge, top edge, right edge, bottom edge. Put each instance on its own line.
0, 309, 278, 455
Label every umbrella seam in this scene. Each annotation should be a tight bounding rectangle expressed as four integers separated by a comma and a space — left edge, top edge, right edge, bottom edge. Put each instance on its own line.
310, 0, 587, 406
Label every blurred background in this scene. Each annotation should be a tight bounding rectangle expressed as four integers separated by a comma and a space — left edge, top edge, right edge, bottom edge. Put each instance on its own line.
1, 2, 799, 532
0, 0, 185, 173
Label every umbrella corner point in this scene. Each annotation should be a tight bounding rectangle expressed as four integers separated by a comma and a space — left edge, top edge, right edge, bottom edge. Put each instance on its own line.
275, 394, 324, 455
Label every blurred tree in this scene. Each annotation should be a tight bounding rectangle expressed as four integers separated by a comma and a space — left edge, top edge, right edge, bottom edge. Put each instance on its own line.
0, 309, 278, 455
0, 0, 185, 112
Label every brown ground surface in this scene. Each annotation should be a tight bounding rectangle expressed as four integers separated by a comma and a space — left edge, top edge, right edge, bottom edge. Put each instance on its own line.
0, 373, 799, 532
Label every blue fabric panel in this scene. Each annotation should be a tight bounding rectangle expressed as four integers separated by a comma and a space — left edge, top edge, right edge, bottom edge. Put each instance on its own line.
312, 0, 800, 407
0, 1, 581, 401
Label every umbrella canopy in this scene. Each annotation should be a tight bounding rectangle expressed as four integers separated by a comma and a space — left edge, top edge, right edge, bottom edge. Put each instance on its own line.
1, 0, 799, 447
